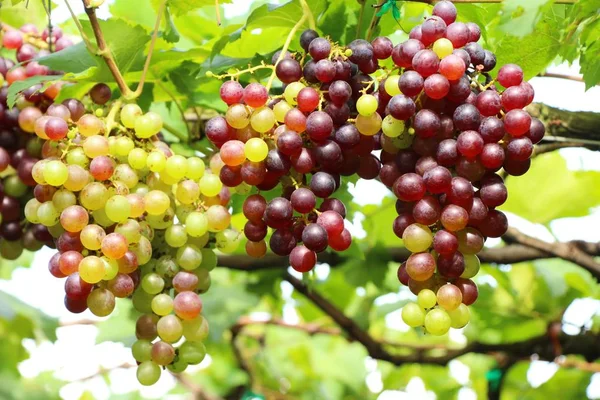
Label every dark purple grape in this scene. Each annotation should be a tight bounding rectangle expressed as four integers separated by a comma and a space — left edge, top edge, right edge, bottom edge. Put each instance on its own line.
437, 252, 465, 278
387, 95, 416, 120
372, 36, 393, 59
310, 172, 336, 198
306, 111, 333, 141
464, 42, 485, 66
348, 39, 374, 65
421, 16, 447, 46
479, 116, 505, 143
413, 109, 441, 138
300, 29, 319, 51
90, 83, 112, 105
334, 124, 360, 149
309, 38, 331, 61
277, 130, 303, 156
453, 104, 482, 131
319, 198, 346, 219
526, 118, 545, 144
276, 59, 302, 83
301, 223, 328, 252
270, 229, 296, 256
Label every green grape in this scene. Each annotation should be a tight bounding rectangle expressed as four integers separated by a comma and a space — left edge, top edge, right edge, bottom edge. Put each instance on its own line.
417, 289, 437, 309
136, 361, 161, 386
32, 160, 48, 184
43, 160, 69, 187
132, 340, 153, 362
132, 288, 154, 314
165, 155, 188, 180
83, 135, 110, 158
424, 308, 451, 336
80, 182, 109, 211
128, 148, 148, 170
195, 268, 211, 293
159, 171, 179, 185
273, 100, 292, 122
132, 236, 153, 265
176, 244, 203, 271
178, 341, 206, 365
167, 360, 188, 374
113, 164, 139, 188
165, 224, 188, 248
146, 151, 166, 172
141, 273, 165, 295
79, 256, 107, 284
157, 315, 183, 343
402, 223, 433, 253
80, 224, 106, 250
215, 229, 241, 253
244, 137, 269, 162
155, 255, 179, 278
188, 233, 209, 250
144, 190, 171, 215
102, 256, 119, 280
182, 316, 209, 342
401, 302, 426, 327
355, 112, 382, 136
284, 81, 305, 105
356, 94, 378, 116
121, 103, 143, 128
115, 136, 135, 156
206, 205, 231, 232
186, 157, 205, 180
235, 182, 251, 195
78, 114, 104, 137
47, 223, 65, 238
382, 115, 405, 138
115, 219, 142, 244
185, 212, 208, 237
461, 254, 480, 279
87, 288, 115, 317
25, 199, 42, 223
384, 75, 401, 96
226, 104, 250, 129
198, 174, 222, 197
135, 112, 163, 139
37, 201, 60, 226
176, 180, 200, 205
52, 189, 77, 211
250, 107, 276, 133
151, 293, 174, 316
145, 208, 174, 229
92, 208, 113, 227
200, 249, 217, 271
108, 137, 119, 156
448, 303, 470, 329
433, 38, 453, 58
105, 195, 131, 223
4, 175, 27, 197
65, 147, 90, 168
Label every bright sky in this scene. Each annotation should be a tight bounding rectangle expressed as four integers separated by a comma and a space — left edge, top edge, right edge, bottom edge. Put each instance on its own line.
3, 1, 600, 399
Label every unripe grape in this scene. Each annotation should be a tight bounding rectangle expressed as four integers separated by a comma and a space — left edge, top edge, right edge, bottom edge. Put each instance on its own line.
436, 284, 462, 311
401, 302, 425, 327
43, 160, 69, 187
128, 148, 148, 170
356, 94, 378, 116
250, 107, 276, 133
424, 308, 451, 336
151, 294, 174, 316
121, 103, 143, 128
185, 212, 209, 237
182, 316, 209, 342
384, 75, 401, 96
355, 112, 382, 136
79, 256, 106, 284
78, 114, 104, 137
402, 223, 433, 253
83, 135, 110, 158
157, 315, 183, 343
87, 288, 115, 317
244, 138, 269, 162
132, 340, 153, 362
448, 303, 470, 328
136, 361, 160, 386
135, 112, 163, 138
417, 289, 437, 309
432, 38, 453, 58
284, 82, 305, 105
199, 174, 223, 197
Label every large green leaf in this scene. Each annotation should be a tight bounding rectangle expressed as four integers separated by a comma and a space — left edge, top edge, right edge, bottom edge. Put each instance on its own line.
501, 152, 600, 223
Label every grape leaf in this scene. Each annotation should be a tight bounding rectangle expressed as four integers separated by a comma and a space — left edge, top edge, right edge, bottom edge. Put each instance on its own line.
498, 0, 552, 37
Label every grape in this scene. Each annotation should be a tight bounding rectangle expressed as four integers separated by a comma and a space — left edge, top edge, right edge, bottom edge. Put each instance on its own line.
90, 83, 112, 105
504, 109, 532, 137
421, 16, 447, 46
441, 204, 469, 231
527, 118, 545, 144
497, 64, 523, 87
412, 196, 441, 225
357, 94, 378, 116
300, 29, 319, 51
310, 172, 336, 198
402, 223, 432, 253
401, 302, 425, 327
348, 39, 373, 64
462, 254, 480, 278
137, 361, 161, 386
372, 36, 393, 59
173, 291, 202, 320
476, 90, 502, 117
432, 38, 454, 59
301, 223, 328, 252
424, 308, 451, 335
309, 38, 331, 61
393, 173, 426, 202
87, 288, 115, 316
328, 80, 352, 106
306, 111, 334, 141
412, 50, 440, 77
406, 252, 436, 281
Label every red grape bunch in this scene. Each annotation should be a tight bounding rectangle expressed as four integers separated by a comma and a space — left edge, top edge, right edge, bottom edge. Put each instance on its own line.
206, 0, 544, 335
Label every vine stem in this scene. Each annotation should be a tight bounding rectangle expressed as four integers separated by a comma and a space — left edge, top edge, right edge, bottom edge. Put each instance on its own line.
300, 0, 316, 31
104, 100, 123, 136
64, 0, 96, 53
356, 1, 366, 39
130, 0, 167, 99
265, 13, 308, 92
82, 0, 132, 97
366, 0, 385, 41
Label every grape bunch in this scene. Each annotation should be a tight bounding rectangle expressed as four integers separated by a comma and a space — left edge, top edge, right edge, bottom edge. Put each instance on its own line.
16, 83, 239, 384
0, 24, 71, 260
206, 0, 544, 334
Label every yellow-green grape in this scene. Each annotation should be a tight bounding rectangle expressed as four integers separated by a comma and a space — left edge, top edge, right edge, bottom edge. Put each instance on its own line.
209, 153, 224, 174
448, 303, 470, 329
165, 224, 188, 248
176, 180, 200, 205
47, 223, 65, 239
433, 38, 453, 59
198, 174, 222, 197
165, 155, 188, 180
113, 164, 139, 189
215, 229, 241, 253
235, 182, 251, 195
144, 190, 170, 215
250, 106, 276, 133
115, 219, 142, 244
189, 233, 210, 251
157, 315, 183, 343
284, 81, 305, 105
24, 199, 41, 223
135, 112, 163, 139
185, 212, 208, 237
186, 157, 205, 180
115, 136, 135, 157
382, 115, 405, 138
151, 294, 174, 316
78, 114, 103, 137
226, 104, 250, 129
87, 288, 115, 317
417, 289, 437, 309
79, 256, 106, 284
83, 135, 110, 158
356, 94, 378, 116
128, 148, 148, 170
159, 171, 179, 185
182, 316, 209, 342
142, 273, 165, 295
402, 223, 433, 253
81, 224, 106, 250
355, 112, 382, 136
105, 195, 131, 223
32, 160, 47, 184
102, 257, 119, 280
206, 205, 231, 232
244, 137, 269, 162
424, 308, 451, 336
145, 207, 174, 230
80, 182, 109, 211
120, 103, 143, 128
65, 147, 89, 168
384, 75, 402, 96
273, 100, 293, 122
178, 341, 206, 365
388, 132, 413, 150
64, 165, 91, 192
461, 254, 480, 279
37, 201, 60, 226
52, 189, 77, 211
92, 208, 113, 227
146, 151, 166, 172
136, 361, 161, 386
176, 244, 203, 271
401, 302, 425, 327
43, 160, 68, 187
132, 340, 153, 363
131, 236, 152, 265
127, 193, 146, 219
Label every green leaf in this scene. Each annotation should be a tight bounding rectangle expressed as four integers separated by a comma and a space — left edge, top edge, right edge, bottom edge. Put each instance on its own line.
163, 7, 181, 43
498, 0, 551, 37
0, 290, 57, 341
319, 0, 349, 42
161, 0, 233, 17
0, 250, 34, 280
